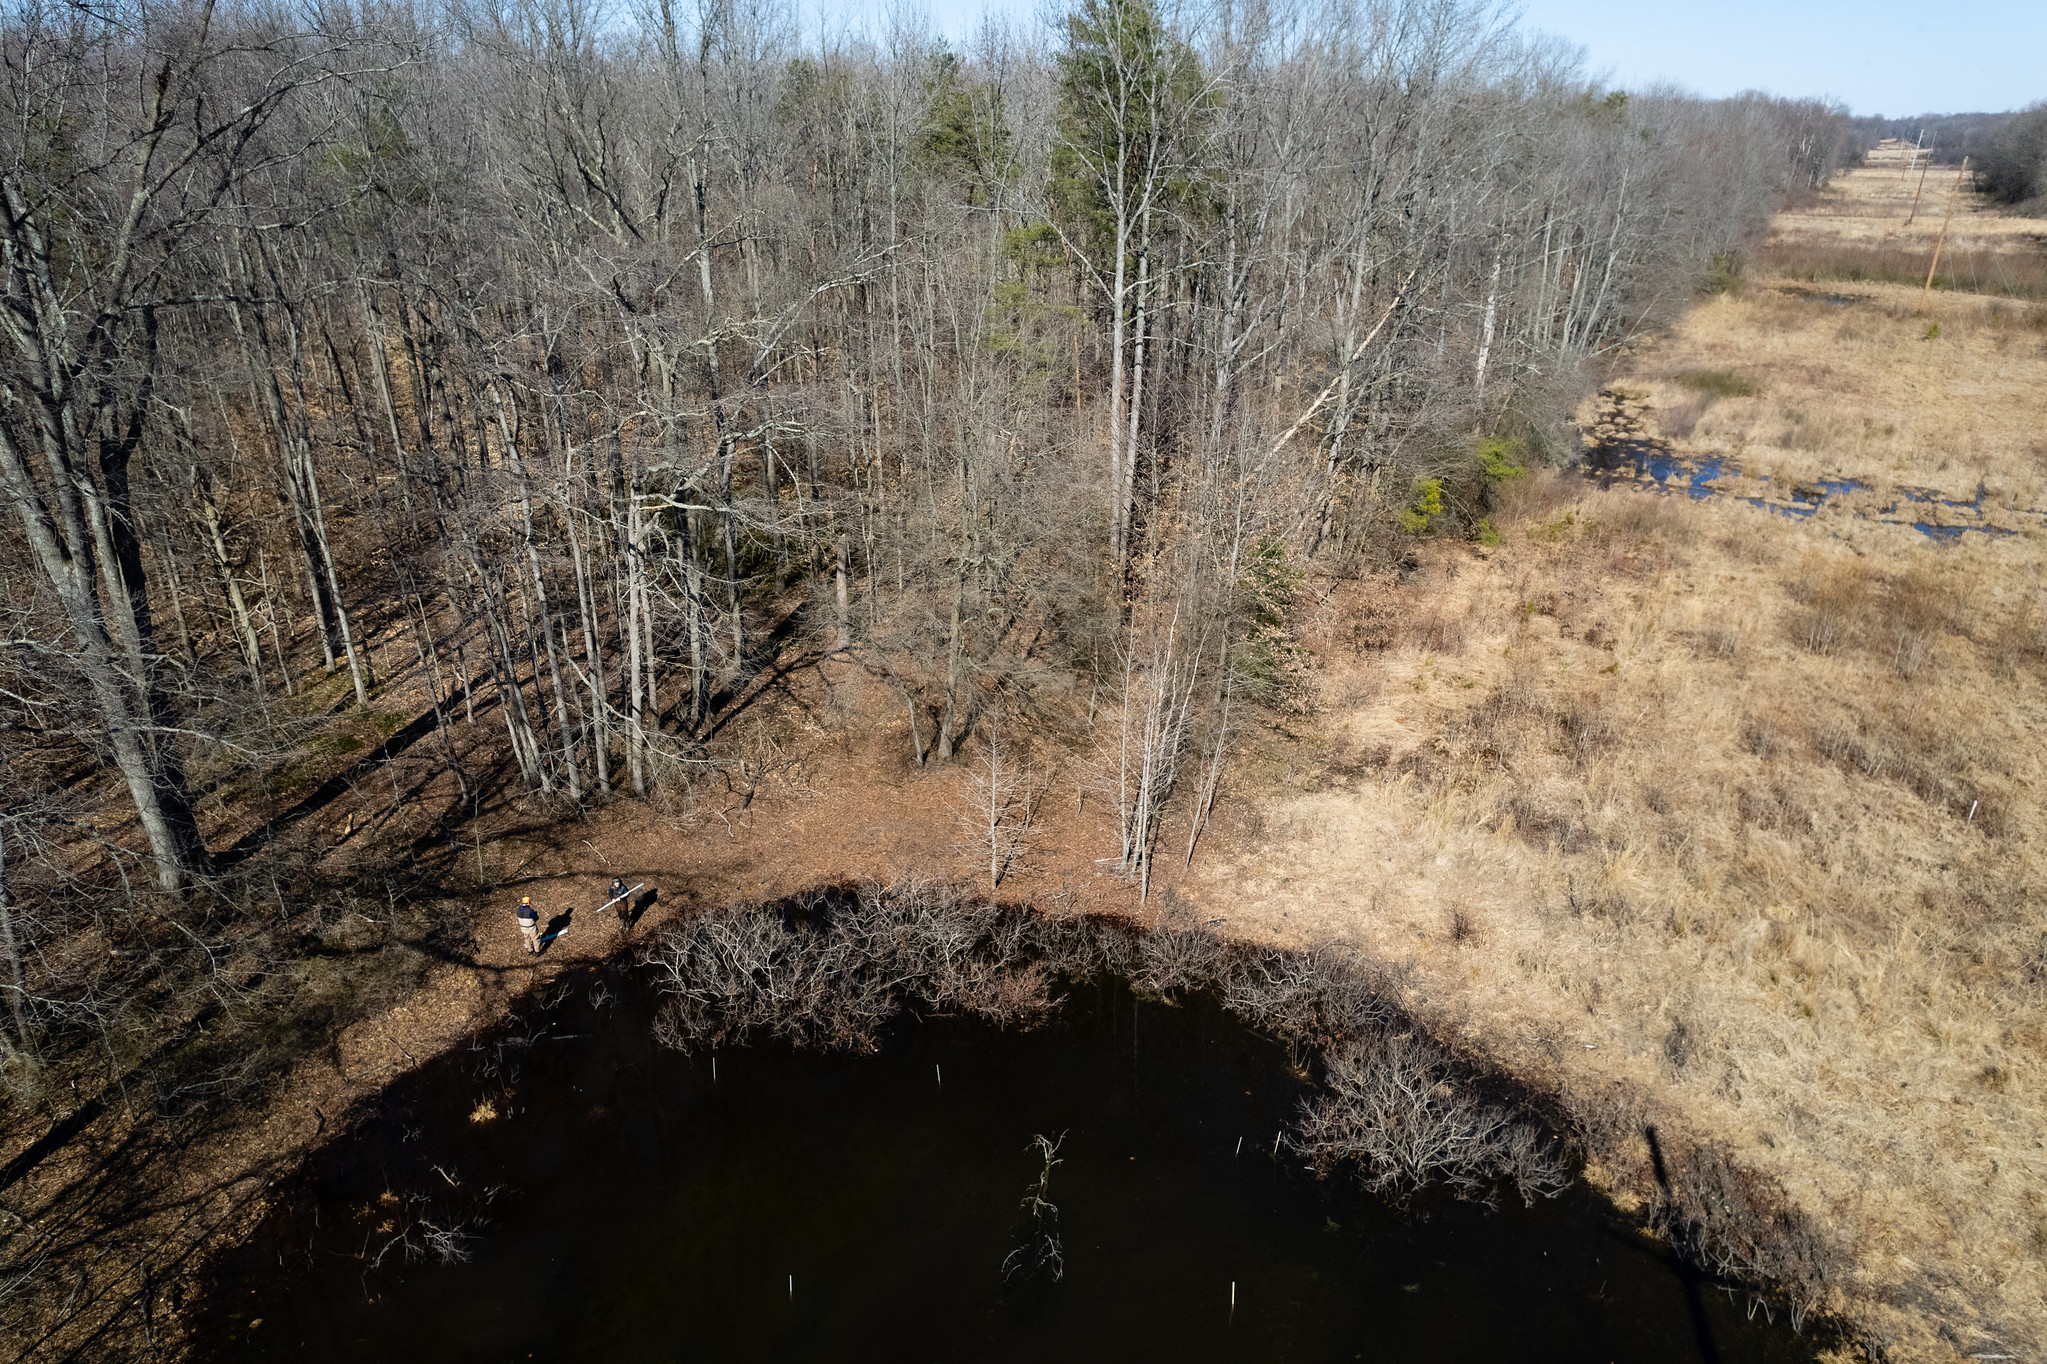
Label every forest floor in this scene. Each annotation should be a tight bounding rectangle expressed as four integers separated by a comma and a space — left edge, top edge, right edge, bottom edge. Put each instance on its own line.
11, 148, 2043, 1363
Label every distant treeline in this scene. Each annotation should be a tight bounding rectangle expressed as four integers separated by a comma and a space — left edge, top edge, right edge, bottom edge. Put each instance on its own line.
1850, 111, 2014, 163
1849, 105, 2047, 206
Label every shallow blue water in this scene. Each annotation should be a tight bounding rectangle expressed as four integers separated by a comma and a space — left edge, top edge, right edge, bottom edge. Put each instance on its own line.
1581, 442, 2025, 544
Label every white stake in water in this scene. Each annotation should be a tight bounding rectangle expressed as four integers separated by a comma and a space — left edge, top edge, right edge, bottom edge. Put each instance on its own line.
788, 1275, 793, 1301
712, 1056, 717, 1082
1230, 1280, 1236, 1325
935, 1064, 942, 1087
1235, 1136, 1242, 1157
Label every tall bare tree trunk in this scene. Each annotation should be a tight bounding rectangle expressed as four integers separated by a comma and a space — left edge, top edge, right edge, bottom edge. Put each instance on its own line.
564, 504, 612, 791
0, 422, 209, 892
0, 821, 33, 1062
624, 496, 649, 796
192, 477, 266, 690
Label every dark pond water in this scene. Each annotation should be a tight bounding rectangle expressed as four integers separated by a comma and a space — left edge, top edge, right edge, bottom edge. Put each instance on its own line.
195, 971, 1819, 1363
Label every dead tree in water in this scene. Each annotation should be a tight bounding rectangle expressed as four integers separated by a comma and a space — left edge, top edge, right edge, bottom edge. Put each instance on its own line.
1001, 1131, 1067, 1285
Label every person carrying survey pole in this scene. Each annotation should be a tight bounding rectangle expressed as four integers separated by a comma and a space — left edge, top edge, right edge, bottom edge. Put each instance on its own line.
516, 896, 541, 955
605, 877, 635, 938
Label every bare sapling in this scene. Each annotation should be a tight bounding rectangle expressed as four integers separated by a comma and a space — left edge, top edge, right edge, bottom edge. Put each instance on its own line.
1091, 608, 1209, 899
959, 720, 1041, 891
1184, 673, 1235, 869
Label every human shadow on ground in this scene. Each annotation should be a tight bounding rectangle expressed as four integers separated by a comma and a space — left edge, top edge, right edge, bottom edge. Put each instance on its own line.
625, 886, 658, 930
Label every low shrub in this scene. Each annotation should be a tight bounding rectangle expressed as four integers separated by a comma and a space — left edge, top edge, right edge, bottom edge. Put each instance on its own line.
1398, 477, 1445, 535
1676, 368, 1760, 399
1475, 436, 1528, 482
642, 880, 1063, 1053
1291, 1031, 1571, 1208
1647, 1129, 1841, 1334
1706, 251, 1745, 295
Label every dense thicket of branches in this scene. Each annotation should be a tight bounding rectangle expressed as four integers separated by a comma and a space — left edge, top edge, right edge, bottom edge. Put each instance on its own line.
0, 0, 1844, 1094
644, 880, 1571, 1209
1974, 102, 2047, 207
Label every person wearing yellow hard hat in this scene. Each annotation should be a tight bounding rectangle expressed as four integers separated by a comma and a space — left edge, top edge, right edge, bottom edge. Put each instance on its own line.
515, 895, 541, 955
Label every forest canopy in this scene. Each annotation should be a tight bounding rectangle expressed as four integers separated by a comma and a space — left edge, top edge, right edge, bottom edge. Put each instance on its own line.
0, 0, 1847, 1091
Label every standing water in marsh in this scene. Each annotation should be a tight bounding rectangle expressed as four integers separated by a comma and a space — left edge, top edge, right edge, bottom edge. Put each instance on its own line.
195, 973, 1818, 1363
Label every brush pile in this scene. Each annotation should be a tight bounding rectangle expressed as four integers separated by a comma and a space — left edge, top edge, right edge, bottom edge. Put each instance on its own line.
643, 879, 1569, 1209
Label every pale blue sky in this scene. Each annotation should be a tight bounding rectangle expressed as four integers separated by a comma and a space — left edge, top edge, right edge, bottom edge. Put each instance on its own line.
853, 0, 2046, 116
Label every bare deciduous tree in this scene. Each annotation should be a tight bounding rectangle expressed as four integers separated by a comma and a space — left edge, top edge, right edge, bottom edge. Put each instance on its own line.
958, 719, 1040, 890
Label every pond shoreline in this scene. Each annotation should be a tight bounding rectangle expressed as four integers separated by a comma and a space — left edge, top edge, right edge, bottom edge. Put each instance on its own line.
177, 884, 1848, 1361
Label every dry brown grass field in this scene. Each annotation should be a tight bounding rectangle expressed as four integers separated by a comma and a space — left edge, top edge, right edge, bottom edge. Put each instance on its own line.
1176, 149, 2047, 1361
1765, 144, 2047, 299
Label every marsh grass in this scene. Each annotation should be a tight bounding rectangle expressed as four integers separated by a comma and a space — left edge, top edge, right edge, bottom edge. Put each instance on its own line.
1675, 368, 1761, 398
1757, 239, 2047, 300
1202, 161, 2047, 1360
1613, 293, 2047, 504
1214, 480, 2046, 1361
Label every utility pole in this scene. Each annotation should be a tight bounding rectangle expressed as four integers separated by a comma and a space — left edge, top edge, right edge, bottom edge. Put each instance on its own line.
1922, 158, 1971, 306
1905, 144, 1935, 224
